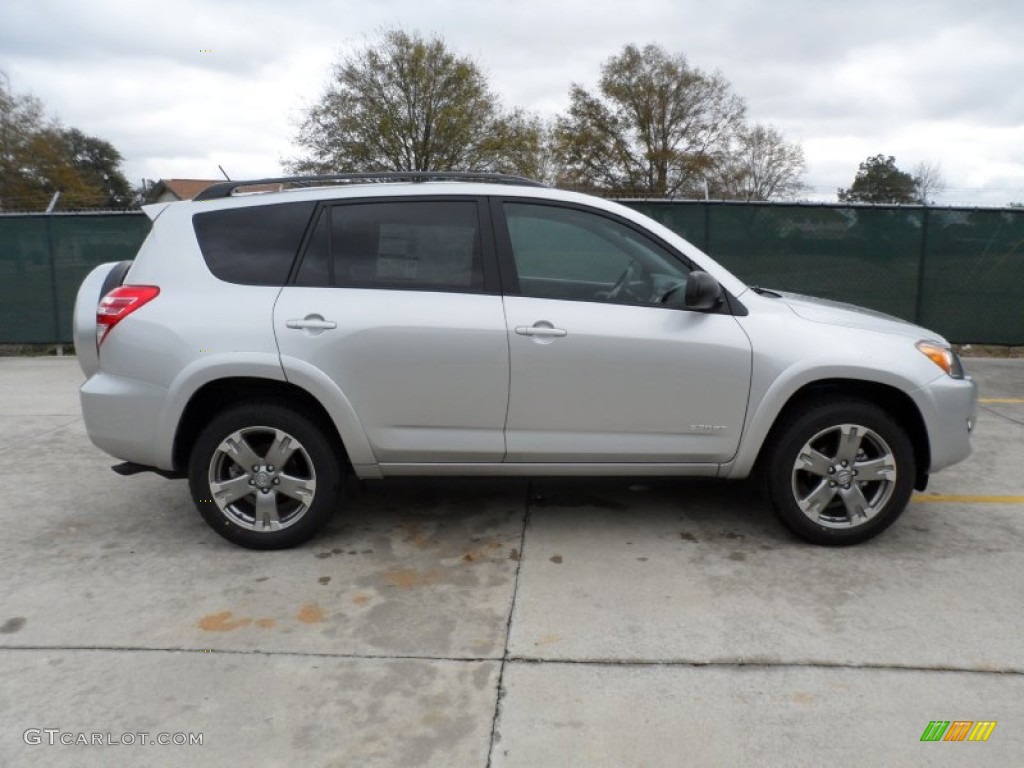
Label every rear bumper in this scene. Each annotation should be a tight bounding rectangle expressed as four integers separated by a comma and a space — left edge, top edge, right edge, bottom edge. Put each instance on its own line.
80, 372, 168, 468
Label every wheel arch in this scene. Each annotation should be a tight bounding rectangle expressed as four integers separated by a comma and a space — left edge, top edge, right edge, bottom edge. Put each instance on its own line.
172, 377, 353, 473
751, 379, 930, 490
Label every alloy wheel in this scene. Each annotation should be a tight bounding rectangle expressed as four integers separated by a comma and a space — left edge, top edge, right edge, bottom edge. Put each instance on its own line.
207, 426, 317, 532
790, 423, 897, 528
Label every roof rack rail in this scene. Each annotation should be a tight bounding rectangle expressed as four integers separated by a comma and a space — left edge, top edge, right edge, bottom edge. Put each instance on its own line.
193, 172, 546, 201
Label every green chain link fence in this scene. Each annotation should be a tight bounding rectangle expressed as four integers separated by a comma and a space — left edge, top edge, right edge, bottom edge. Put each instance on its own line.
0, 213, 151, 343
1, 202, 1021, 344
625, 201, 1024, 344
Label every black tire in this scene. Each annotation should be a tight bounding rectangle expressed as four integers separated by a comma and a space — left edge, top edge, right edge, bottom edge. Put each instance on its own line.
188, 402, 343, 550
763, 399, 915, 546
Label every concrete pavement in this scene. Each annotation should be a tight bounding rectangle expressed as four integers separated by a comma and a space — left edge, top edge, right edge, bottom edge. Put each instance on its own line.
0, 356, 1021, 767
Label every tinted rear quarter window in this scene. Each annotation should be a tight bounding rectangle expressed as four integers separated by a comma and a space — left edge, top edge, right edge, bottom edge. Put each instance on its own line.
193, 202, 316, 285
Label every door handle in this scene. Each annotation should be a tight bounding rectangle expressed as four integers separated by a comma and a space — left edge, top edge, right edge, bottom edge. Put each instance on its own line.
286, 317, 337, 331
515, 324, 567, 338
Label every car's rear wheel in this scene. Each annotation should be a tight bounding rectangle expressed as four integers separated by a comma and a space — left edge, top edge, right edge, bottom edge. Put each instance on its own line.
188, 402, 342, 549
764, 399, 915, 545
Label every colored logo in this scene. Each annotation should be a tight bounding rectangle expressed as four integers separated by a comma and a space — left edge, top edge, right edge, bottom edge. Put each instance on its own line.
921, 721, 996, 742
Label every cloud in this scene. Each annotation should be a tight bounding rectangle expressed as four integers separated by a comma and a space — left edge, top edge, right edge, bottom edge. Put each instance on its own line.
2, 0, 1022, 204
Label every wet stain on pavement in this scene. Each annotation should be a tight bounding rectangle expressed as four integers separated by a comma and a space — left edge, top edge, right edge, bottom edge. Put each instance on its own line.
198, 611, 298, 630
460, 541, 502, 563
318, 576, 331, 585
679, 532, 698, 542
549, 555, 563, 564
197, 611, 252, 632
380, 568, 441, 589
401, 521, 434, 548
1, 616, 26, 634
316, 548, 373, 559
531, 493, 626, 511
297, 604, 325, 623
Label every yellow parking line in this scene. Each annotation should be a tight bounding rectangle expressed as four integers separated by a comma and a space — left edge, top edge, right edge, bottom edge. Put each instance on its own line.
978, 398, 1024, 404
912, 494, 1024, 504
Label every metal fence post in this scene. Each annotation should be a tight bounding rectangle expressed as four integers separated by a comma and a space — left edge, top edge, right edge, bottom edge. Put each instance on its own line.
702, 202, 711, 253
913, 207, 930, 326
44, 211, 62, 346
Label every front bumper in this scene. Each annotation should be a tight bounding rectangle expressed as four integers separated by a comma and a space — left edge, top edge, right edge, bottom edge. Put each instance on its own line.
914, 373, 978, 473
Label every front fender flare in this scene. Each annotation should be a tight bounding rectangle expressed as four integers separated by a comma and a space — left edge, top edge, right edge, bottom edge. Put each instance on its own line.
722, 361, 925, 479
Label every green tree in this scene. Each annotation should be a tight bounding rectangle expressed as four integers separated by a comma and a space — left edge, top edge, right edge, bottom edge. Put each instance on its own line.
287, 29, 545, 178
0, 79, 47, 210
713, 123, 807, 201
0, 72, 133, 210
551, 44, 747, 197
837, 155, 917, 204
61, 128, 133, 208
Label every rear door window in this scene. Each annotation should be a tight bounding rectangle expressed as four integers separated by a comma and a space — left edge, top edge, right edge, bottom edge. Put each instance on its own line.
295, 200, 485, 291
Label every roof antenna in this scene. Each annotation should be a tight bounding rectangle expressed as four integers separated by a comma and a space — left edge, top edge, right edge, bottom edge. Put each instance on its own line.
218, 165, 231, 181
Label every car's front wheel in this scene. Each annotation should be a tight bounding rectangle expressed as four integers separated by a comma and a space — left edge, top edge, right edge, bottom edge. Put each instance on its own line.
764, 399, 916, 545
188, 402, 343, 549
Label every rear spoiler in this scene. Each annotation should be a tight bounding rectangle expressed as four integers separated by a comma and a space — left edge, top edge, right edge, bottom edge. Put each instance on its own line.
142, 202, 171, 221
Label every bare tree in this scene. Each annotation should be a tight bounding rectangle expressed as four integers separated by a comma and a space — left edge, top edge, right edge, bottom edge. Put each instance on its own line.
551, 44, 746, 197
286, 30, 545, 178
912, 161, 945, 204
713, 123, 807, 201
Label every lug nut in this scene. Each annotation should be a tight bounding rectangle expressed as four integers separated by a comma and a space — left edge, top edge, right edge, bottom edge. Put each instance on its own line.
267, 465, 274, 472
828, 467, 835, 474
248, 479, 254, 485
261, 488, 270, 494
841, 460, 848, 467
272, 478, 280, 485
252, 465, 259, 472
844, 483, 851, 489
829, 481, 836, 487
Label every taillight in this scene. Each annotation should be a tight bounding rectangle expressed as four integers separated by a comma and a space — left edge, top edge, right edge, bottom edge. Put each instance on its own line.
96, 285, 160, 347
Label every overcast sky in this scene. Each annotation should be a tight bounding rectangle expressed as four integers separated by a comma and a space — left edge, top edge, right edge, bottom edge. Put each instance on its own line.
2, 0, 1022, 205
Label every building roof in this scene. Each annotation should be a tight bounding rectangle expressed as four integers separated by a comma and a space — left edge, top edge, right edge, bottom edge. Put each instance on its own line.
146, 179, 284, 202
147, 179, 221, 201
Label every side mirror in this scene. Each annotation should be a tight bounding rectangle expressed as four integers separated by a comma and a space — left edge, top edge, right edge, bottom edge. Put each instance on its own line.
684, 271, 723, 311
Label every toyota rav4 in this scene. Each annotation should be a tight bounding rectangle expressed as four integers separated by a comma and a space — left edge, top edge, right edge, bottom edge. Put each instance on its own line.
73, 173, 977, 549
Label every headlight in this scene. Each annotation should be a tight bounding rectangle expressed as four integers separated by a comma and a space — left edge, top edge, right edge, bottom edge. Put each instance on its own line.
916, 340, 964, 379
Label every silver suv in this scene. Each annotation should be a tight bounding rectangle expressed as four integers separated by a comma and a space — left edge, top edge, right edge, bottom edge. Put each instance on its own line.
73, 173, 977, 549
